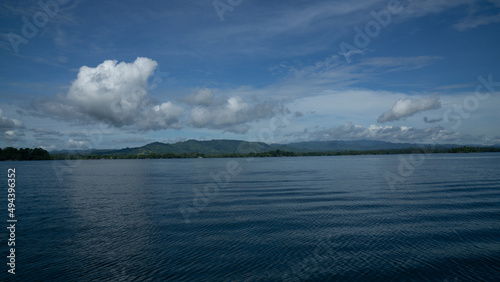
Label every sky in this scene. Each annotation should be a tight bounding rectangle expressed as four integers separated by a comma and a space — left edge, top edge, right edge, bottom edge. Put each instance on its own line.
1, 0, 500, 150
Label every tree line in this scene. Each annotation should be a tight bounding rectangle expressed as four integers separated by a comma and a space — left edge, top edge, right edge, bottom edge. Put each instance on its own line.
0, 147, 51, 161
50, 146, 500, 160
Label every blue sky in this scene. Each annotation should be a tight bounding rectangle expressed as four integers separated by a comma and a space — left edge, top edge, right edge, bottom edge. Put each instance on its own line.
1, 0, 500, 150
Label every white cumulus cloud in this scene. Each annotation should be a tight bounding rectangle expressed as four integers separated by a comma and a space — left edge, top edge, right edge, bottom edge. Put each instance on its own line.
30, 57, 183, 131
190, 96, 284, 134
378, 95, 441, 123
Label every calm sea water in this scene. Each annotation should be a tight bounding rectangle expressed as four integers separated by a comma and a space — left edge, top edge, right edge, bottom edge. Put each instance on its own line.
1, 153, 499, 281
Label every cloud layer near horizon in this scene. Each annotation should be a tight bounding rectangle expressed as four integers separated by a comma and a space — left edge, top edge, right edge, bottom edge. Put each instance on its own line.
293, 121, 498, 145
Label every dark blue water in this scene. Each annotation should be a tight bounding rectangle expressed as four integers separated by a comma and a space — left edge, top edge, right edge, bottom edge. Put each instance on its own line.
1, 153, 499, 281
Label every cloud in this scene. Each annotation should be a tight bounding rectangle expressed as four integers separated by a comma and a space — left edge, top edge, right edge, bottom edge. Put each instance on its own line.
298, 122, 475, 144
397, 0, 500, 32
378, 96, 441, 123
360, 56, 443, 72
452, 0, 500, 31
184, 88, 214, 106
423, 116, 443, 123
30, 128, 65, 143
140, 102, 183, 130
67, 139, 91, 150
30, 57, 183, 131
0, 108, 24, 142
454, 13, 500, 31
190, 96, 285, 133
284, 55, 364, 88
400, 0, 475, 18
275, 55, 442, 95
32, 128, 64, 137
0, 130, 25, 142
0, 108, 24, 130
294, 111, 304, 117
113, 137, 155, 144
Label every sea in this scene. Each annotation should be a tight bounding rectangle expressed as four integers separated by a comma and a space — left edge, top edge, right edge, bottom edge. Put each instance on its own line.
1, 153, 499, 281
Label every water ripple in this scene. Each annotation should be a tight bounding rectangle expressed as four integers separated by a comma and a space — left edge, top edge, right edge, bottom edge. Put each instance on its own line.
2, 154, 499, 281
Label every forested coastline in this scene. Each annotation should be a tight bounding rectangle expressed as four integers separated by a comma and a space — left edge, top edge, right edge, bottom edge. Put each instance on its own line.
0, 147, 51, 161
1, 146, 499, 161
51, 146, 500, 160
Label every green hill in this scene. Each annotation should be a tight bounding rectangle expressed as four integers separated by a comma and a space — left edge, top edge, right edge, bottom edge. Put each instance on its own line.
90, 139, 295, 156
50, 139, 500, 159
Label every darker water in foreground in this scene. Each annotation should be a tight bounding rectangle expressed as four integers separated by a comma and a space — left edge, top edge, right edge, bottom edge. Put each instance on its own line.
1, 153, 499, 281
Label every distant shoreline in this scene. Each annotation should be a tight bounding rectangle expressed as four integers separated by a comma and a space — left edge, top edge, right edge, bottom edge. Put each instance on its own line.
49, 146, 500, 160
2, 146, 500, 161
